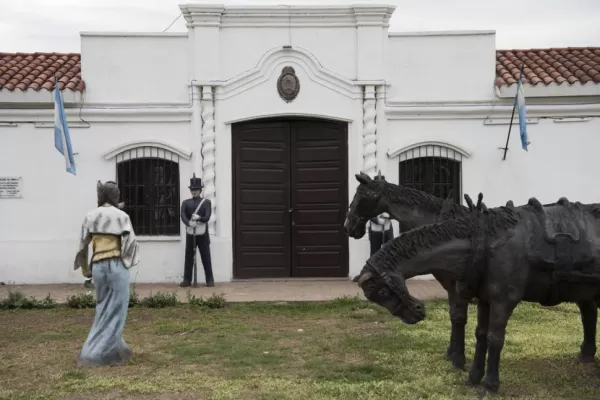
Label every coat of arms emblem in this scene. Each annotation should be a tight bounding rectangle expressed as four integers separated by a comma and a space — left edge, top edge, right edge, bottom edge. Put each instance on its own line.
277, 66, 300, 102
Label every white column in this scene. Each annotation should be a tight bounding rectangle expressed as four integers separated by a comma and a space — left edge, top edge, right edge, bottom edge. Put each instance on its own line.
201, 85, 217, 236
375, 84, 388, 176
362, 85, 377, 176
190, 84, 202, 176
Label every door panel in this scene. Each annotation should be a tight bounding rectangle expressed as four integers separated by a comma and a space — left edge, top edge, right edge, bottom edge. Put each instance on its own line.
233, 119, 348, 279
290, 121, 348, 278
233, 122, 291, 278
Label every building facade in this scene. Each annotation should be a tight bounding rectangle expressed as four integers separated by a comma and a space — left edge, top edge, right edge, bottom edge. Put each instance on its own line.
1, 4, 599, 284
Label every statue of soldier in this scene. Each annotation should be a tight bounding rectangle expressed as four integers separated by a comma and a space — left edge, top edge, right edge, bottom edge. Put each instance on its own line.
368, 172, 394, 256
180, 174, 214, 287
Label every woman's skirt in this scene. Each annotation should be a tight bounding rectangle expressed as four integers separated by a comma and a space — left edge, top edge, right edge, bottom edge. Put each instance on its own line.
77, 257, 132, 367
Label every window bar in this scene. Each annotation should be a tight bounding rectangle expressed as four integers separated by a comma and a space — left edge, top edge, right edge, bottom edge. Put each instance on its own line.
132, 148, 136, 233
171, 151, 175, 235
161, 147, 166, 235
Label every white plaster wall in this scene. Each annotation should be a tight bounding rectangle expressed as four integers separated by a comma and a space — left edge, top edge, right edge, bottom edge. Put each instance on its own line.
0, 119, 240, 285
384, 117, 600, 208
219, 27, 357, 80
80, 34, 190, 105
386, 32, 497, 102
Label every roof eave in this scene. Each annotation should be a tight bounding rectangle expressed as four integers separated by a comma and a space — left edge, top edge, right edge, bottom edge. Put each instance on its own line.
0, 89, 83, 107
496, 82, 600, 98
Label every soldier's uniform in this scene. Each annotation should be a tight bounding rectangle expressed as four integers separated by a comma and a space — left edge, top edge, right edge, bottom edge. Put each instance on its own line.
180, 175, 214, 287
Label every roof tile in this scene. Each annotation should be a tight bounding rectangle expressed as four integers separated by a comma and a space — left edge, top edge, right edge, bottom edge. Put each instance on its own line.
496, 47, 600, 87
0, 52, 85, 92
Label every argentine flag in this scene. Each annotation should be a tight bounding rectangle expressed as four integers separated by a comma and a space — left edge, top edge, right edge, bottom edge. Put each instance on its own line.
54, 78, 76, 175
515, 70, 529, 151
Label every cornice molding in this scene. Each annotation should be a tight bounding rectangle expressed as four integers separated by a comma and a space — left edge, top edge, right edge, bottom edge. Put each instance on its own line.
180, 4, 225, 27
180, 4, 396, 28
385, 101, 600, 120
0, 107, 192, 123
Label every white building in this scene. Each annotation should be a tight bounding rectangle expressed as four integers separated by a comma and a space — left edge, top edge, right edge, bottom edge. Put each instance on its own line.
1, 4, 599, 284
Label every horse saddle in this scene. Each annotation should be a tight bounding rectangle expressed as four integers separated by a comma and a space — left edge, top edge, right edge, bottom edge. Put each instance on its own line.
531, 199, 595, 279
545, 232, 594, 277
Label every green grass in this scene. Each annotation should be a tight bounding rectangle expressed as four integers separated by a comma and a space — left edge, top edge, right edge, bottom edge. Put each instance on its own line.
0, 298, 599, 399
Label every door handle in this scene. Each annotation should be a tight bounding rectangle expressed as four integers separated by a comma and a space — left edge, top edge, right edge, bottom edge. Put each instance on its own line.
289, 208, 294, 212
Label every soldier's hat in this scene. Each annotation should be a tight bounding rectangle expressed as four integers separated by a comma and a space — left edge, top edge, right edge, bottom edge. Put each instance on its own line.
373, 171, 385, 181
188, 173, 204, 190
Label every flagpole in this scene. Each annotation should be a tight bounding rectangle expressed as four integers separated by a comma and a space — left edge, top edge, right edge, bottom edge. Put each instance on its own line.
501, 101, 517, 161
501, 64, 525, 161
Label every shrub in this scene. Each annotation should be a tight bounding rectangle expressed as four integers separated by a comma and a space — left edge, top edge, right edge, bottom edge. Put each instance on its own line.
0, 291, 57, 310
67, 292, 96, 309
129, 283, 140, 308
140, 291, 179, 308
187, 291, 226, 309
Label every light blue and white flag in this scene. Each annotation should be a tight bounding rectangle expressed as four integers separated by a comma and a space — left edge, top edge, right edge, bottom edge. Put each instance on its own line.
54, 77, 76, 175
515, 69, 529, 151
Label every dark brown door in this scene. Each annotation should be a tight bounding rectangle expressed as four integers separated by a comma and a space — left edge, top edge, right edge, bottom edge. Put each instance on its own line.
233, 119, 348, 279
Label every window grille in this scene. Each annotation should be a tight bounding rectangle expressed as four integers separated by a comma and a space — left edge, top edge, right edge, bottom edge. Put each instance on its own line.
115, 147, 180, 236
398, 144, 462, 205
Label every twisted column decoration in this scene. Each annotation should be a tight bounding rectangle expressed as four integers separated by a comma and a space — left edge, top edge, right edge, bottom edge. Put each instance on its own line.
362, 85, 377, 176
201, 86, 217, 235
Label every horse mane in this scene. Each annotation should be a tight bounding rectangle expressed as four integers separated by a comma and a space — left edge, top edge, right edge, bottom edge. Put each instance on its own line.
367, 206, 520, 272
376, 180, 469, 216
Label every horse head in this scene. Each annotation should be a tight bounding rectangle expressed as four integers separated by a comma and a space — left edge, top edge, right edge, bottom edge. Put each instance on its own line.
344, 172, 388, 238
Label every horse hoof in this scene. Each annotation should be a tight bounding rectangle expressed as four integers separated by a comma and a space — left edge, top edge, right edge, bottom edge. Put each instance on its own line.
482, 377, 500, 393
452, 363, 466, 371
579, 354, 596, 364
464, 379, 479, 387
465, 371, 484, 387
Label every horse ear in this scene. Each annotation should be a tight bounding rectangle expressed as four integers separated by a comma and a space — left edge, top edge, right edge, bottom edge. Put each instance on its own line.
476, 193, 484, 210
464, 193, 475, 211
356, 271, 373, 286
444, 189, 454, 203
355, 173, 371, 185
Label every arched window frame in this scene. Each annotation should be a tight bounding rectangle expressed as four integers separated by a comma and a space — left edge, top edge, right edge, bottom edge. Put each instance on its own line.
389, 142, 470, 205
103, 141, 192, 239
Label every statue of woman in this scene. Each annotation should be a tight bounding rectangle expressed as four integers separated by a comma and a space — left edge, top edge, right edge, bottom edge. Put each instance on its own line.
73, 181, 140, 366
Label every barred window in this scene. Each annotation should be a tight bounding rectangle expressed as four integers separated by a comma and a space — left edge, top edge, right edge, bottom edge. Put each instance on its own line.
115, 147, 180, 236
398, 144, 462, 204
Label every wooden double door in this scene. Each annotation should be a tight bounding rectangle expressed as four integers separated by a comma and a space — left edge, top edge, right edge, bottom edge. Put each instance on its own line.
232, 119, 349, 279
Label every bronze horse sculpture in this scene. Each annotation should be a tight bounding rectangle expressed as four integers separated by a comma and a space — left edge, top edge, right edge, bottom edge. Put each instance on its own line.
344, 173, 599, 372
353, 193, 600, 392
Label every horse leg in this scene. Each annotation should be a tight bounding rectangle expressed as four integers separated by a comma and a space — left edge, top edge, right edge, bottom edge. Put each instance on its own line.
577, 300, 597, 363
434, 273, 459, 363
466, 300, 489, 387
481, 301, 517, 393
447, 286, 468, 370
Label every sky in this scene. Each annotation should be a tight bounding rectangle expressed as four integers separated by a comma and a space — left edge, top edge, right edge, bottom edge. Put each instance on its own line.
0, 0, 599, 53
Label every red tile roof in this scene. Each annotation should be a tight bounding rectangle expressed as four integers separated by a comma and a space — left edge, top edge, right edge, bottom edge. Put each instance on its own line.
0, 52, 85, 92
496, 47, 600, 87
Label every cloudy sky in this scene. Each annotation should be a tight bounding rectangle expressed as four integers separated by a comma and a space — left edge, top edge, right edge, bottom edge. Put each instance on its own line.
1, 0, 599, 52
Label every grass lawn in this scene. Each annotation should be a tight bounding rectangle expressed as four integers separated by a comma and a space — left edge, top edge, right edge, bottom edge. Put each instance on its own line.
1, 297, 599, 400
